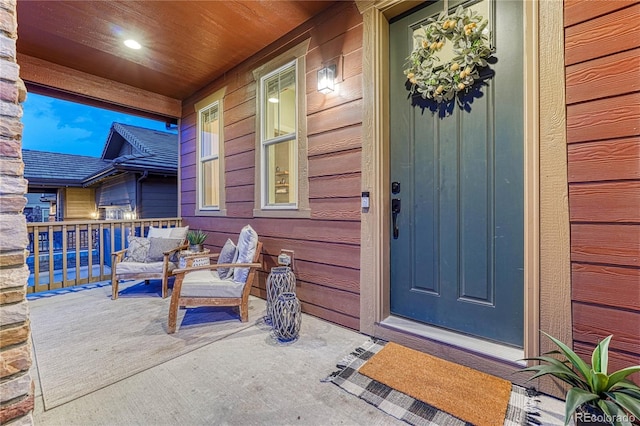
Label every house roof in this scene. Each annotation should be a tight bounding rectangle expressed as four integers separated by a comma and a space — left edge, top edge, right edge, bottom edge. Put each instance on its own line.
23, 150, 110, 187
24, 122, 178, 188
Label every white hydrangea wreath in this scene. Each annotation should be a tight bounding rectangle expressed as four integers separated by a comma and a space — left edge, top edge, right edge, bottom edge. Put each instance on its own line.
405, 5, 493, 103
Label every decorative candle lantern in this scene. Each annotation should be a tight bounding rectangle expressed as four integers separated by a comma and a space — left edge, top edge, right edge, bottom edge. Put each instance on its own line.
265, 266, 296, 325
272, 292, 301, 342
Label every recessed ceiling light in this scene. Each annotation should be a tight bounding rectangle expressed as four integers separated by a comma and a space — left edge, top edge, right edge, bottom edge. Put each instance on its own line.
124, 39, 142, 50
268, 97, 279, 103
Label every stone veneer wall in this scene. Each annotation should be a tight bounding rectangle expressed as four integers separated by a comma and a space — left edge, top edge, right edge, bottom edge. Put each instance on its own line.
0, 0, 34, 424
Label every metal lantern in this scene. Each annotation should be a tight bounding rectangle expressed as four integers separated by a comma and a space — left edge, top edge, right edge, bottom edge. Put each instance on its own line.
272, 292, 301, 342
265, 266, 296, 325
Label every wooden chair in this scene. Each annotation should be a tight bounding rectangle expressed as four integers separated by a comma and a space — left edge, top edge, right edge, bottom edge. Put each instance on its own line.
111, 226, 190, 300
168, 241, 263, 334
111, 243, 187, 299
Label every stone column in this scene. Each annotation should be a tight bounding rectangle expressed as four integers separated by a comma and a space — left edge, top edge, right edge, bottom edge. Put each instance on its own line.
0, 0, 34, 424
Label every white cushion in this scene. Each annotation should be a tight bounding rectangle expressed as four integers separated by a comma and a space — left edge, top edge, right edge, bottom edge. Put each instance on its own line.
116, 261, 177, 274
147, 226, 188, 241
168, 226, 189, 240
233, 224, 258, 283
147, 226, 172, 239
181, 270, 245, 298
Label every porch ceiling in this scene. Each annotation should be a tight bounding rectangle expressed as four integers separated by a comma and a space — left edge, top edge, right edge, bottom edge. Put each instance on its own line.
16, 1, 336, 111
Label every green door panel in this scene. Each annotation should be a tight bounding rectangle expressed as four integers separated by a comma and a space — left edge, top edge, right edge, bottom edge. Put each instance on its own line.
389, 0, 524, 346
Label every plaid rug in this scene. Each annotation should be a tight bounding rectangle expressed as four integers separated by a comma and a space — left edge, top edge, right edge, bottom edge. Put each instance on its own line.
325, 339, 540, 426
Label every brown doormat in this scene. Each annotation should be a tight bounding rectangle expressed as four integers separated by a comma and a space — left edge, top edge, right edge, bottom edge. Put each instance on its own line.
358, 342, 513, 426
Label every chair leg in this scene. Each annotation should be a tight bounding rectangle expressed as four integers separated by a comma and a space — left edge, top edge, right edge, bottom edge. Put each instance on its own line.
161, 275, 167, 299
167, 294, 178, 334
167, 276, 183, 334
112, 279, 119, 300
239, 302, 248, 322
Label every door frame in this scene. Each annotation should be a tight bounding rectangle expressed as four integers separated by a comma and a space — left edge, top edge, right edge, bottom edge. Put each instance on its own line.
357, 0, 572, 385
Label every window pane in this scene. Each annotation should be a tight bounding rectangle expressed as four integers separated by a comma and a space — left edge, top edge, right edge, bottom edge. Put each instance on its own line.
202, 158, 219, 208
201, 105, 219, 158
265, 139, 295, 205
263, 65, 295, 140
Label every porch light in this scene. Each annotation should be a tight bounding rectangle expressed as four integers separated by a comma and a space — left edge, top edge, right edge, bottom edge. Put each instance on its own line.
317, 65, 336, 94
124, 39, 142, 50
268, 97, 279, 104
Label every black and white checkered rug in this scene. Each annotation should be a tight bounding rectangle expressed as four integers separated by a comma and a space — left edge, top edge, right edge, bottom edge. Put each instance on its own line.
325, 339, 540, 426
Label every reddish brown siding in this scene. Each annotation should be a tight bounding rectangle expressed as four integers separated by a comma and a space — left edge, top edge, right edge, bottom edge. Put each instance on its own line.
179, 2, 363, 329
565, 0, 640, 380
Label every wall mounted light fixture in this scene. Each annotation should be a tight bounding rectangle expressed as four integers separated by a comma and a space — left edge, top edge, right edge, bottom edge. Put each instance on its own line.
317, 64, 336, 94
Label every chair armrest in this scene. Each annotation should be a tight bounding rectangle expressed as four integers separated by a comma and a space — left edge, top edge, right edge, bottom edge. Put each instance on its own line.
112, 249, 127, 263
163, 243, 189, 256
172, 262, 262, 276
180, 253, 221, 262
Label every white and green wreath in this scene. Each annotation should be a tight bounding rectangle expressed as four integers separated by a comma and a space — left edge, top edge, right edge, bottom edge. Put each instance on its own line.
405, 5, 493, 104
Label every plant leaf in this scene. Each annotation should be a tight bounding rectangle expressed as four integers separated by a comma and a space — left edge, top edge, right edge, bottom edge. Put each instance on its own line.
592, 371, 610, 394
565, 388, 599, 426
609, 366, 640, 387
611, 392, 640, 419
542, 331, 592, 381
592, 335, 612, 375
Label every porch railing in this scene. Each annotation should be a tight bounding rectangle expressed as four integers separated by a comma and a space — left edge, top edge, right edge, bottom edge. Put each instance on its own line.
26, 217, 183, 293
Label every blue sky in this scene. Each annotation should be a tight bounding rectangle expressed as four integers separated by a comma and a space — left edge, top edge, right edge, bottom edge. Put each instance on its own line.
22, 93, 175, 158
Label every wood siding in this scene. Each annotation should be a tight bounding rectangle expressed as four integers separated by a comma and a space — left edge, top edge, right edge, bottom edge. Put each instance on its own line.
564, 0, 640, 380
139, 177, 178, 219
63, 188, 96, 220
96, 174, 136, 210
180, 2, 363, 329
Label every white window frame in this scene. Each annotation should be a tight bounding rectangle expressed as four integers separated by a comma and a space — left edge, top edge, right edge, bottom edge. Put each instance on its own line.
194, 87, 227, 216
252, 39, 311, 218
260, 61, 298, 210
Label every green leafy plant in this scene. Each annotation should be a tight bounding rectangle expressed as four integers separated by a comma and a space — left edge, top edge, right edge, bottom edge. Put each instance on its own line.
404, 5, 493, 104
519, 332, 640, 425
186, 229, 208, 245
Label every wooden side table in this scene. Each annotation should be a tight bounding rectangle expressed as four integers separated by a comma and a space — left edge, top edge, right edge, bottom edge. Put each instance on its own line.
178, 248, 210, 268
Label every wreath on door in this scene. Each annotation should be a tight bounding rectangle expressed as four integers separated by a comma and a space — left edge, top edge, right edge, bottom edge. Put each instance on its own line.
405, 5, 493, 104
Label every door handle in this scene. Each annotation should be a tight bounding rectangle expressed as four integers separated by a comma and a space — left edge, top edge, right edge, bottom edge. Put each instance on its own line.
392, 198, 401, 239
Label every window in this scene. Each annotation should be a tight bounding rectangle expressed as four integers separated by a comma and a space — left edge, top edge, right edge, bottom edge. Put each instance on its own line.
253, 40, 310, 218
195, 87, 226, 215
262, 63, 297, 207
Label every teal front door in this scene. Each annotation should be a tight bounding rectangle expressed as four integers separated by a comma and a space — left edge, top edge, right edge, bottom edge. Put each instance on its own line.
389, 0, 524, 347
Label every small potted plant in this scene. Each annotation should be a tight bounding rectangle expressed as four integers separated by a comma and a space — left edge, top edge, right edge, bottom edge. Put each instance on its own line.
186, 229, 208, 252
519, 332, 640, 425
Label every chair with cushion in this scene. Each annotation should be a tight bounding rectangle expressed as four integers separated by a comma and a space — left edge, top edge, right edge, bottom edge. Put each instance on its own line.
111, 226, 189, 299
168, 224, 262, 333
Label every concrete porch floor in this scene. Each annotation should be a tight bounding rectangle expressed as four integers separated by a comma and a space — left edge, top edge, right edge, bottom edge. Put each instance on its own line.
29, 283, 567, 425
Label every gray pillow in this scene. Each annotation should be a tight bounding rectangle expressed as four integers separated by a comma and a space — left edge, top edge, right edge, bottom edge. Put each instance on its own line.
217, 239, 237, 279
233, 224, 258, 283
124, 237, 150, 263
145, 237, 183, 262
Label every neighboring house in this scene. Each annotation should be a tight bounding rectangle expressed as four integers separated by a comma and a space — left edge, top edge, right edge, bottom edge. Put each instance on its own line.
22, 150, 109, 221
88, 123, 179, 220
4, 3, 638, 416
22, 123, 179, 221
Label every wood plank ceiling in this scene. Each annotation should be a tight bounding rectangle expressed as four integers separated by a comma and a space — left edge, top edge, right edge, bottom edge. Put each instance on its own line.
16, 1, 337, 114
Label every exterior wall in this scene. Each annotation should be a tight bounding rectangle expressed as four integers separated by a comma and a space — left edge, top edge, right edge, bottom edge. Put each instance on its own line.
0, 0, 34, 423
139, 176, 178, 219
63, 187, 96, 220
564, 0, 640, 378
95, 174, 136, 213
180, 1, 363, 329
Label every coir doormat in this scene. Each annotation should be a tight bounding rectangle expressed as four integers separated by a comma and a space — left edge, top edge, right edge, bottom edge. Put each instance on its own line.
327, 339, 538, 426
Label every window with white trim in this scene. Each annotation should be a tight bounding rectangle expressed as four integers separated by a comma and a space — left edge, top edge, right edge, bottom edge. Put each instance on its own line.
261, 62, 297, 207
253, 40, 310, 218
195, 87, 226, 215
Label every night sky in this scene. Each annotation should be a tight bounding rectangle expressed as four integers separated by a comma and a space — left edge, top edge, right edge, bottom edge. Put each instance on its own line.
21, 93, 176, 158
